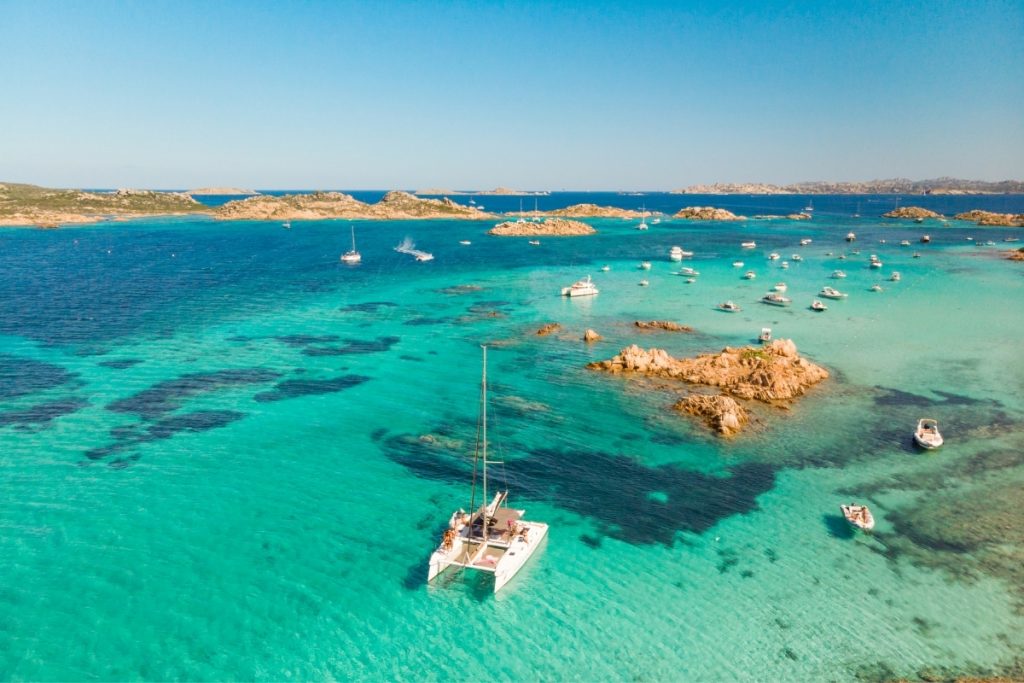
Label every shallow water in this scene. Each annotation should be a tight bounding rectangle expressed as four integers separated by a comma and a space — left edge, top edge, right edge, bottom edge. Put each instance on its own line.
2, 198, 1023, 680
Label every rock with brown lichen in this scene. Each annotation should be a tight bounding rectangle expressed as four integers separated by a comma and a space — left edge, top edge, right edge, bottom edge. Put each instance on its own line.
673, 206, 745, 221
634, 320, 693, 332
883, 206, 942, 219
673, 394, 748, 436
583, 328, 602, 342
536, 323, 562, 336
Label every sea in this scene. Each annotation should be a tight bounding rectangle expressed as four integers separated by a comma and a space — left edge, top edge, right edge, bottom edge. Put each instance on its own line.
2, 193, 1023, 681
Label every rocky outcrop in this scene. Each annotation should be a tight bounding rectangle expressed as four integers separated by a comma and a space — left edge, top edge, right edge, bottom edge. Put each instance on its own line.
216, 190, 494, 221
583, 329, 602, 342
883, 206, 942, 219
674, 206, 745, 221
954, 210, 1024, 227
673, 394, 748, 436
536, 323, 561, 336
1007, 248, 1024, 262
187, 187, 258, 195
671, 178, 1024, 195
541, 204, 644, 218
489, 218, 595, 236
634, 320, 693, 332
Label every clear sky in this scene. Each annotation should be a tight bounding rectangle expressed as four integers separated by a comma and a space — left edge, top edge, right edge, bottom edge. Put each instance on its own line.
1, 0, 1022, 189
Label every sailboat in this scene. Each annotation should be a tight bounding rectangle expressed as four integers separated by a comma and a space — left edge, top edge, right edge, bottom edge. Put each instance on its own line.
803, 199, 814, 212
340, 225, 361, 263
427, 347, 549, 593
637, 204, 649, 230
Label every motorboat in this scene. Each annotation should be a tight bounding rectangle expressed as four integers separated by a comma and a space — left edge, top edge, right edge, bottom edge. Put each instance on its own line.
459, 240, 472, 246
810, 300, 827, 311
781, 261, 789, 269
639, 279, 649, 287
846, 232, 856, 242
759, 327, 772, 342
852, 249, 860, 255
791, 254, 803, 261
528, 240, 541, 246
799, 238, 812, 246
561, 275, 599, 297
768, 252, 781, 260
685, 277, 696, 284
340, 225, 362, 264
900, 240, 911, 247
921, 235, 931, 243
282, 221, 291, 229
819, 286, 847, 299
677, 267, 700, 277
416, 253, 435, 262
914, 418, 943, 449
743, 270, 756, 280
427, 347, 548, 592
732, 261, 745, 267
838, 254, 847, 260
741, 241, 757, 248
773, 282, 787, 292
831, 270, 847, 279
395, 236, 433, 262
669, 246, 684, 261
1005, 237, 1020, 243
890, 272, 901, 281
600, 265, 611, 272
761, 292, 791, 306
870, 260, 883, 268
718, 301, 741, 312
870, 284, 883, 292
913, 252, 921, 258
639, 261, 652, 270
915, 217, 925, 224
840, 504, 875, 531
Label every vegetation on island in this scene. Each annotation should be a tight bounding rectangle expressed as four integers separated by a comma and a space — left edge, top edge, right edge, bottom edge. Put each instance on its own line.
0, 182, 205, 227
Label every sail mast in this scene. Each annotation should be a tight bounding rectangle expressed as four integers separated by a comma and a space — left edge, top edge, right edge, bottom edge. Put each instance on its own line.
350, 225, 356, 252
481, 345, 488, 545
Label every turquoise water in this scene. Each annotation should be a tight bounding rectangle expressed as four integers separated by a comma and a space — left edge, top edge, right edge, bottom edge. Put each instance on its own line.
2, 207, 1023, 680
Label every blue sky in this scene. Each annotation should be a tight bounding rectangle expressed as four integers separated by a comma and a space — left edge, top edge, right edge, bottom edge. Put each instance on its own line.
1, 0, 1021, 189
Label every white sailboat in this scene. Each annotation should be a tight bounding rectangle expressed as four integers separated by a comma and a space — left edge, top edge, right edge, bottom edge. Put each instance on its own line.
340, 225, 361, 263
637, 204, 649, 230
427, 347, 549, 592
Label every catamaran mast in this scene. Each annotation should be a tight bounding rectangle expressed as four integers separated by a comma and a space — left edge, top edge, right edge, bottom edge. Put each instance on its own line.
350, 225, 356, 252
481, 345, 488, 545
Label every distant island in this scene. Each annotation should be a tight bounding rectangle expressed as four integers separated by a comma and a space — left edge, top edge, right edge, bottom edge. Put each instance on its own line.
0, 182, 206, 227
216, 190, 492, 220
414, 187, 549, 196
671, 177, 1024, 195
187, 187, 258, 195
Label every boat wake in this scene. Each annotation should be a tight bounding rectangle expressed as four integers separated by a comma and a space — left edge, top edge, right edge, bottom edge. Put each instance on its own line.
394, 236, 433, 262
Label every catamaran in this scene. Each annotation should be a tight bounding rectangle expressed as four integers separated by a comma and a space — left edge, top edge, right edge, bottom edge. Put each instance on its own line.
427, 347, 549, 592
340, 225, 361, 263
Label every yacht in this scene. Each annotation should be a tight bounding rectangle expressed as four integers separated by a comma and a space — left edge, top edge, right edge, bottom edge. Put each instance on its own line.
846, 232, 856, 242
773, 282, 787, 292
718, 301, 741, 312
677, 267, 700, 277
637, 205, 649, 231
831, 270, 847, 279
840, 504, 875, 531
810, 300, 827, 311
743, 270, 757, 280
890, 272, 901, 281
761, 292, 791, 306
427, 347, 549, 592
819, 286, 847, 299
791, 254, 803, 261
340, 225, 361, 264
914, 418, 944, 449
768, 252, 781, 260
669, 246, 685, 261
799, 238, 812, 246
869, 259, 883, 269
732, 261, 745, 268
561, 275, 599, 297
759, 327, 772, 342
781, 261, 789, 269
870, 284, 883, 292
600, 265, 611, 272
639, 279, 649, 287
639, 261, 652, 270
900, 240, 911, 247
1005, 237, 1020, 243
921, 235, 931, 243
741, 241, 757, 249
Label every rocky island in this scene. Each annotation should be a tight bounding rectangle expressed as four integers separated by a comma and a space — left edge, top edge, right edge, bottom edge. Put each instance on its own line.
588, 339, 828, 436
671, 177, 1024, 195
539, 203, 645, 218
187, 187, 258, 195
489, 218, 595, 236
216, 190, 493, 221
954, 210, 1024, 227
882, 206, 942, 219
0, 183, 206, 227
674, 206, 745, 221
1007, 248, 1024, 261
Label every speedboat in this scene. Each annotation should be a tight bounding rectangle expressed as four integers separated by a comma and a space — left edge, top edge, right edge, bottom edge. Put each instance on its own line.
639, 261, 652, 270
459, 240, 472, 245
759, 327, 772, 342
831, 270, 847, 279
870, 284, 883, 292
773, 282, 787, 292
528, 240, 541, 246
768, 252, 780, 260
799, 238, 812, 246
718, 301, 741, 312
900, 240, 911, 247
600, 265, 611, 272
732, 261, 745, 268
791, 254, 803, 261
914, 418, 943, 449
741, 241, 757, 248
743, 270, 756, 280
810, 300, 827, 311
561, 275, 599, 297
781, 261, 789, 269
890, 272, 901, 281
840, 504, 875, 531
761, 292, 791, 306
677, 267, 700, 277
846, 232, 856, 242
819, 286, 847, 299
639, 279, 649, 287
427, 347, 548, 592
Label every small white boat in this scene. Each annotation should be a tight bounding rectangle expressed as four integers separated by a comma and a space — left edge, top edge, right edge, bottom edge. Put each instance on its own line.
759, 327, 772, 342
900, 240, 911, 247
459, 240, 472, 246
804, 200, 814, 212
732, 261, 745, 268
800, 238, 812, 246
639, 279, 649, 287
669, 246, 684, 261
810, 300, 827, 311
677, 267, 700, 277
528, 240, 541, 246
761, 292, 791, 306
743, 270, 757, 280
791, 254, 803, 261
846, 232, 856, 242
838, 254, 847, 260
561, 275, 599, 297
340, 225, 362, 264
890, 272, 901, 281
637, 206, 649, 231
912, 252, 922, 258
685, 277, 696, 284
831, 270, 847, 279
652, 218, 661, 224
819, 286, 847, 299
869, 258, 883, 268
921, 235, 931, 243
914, 418, 943, 449
741, 241, 757, 249
840, 504, 875, 531
870, 284, 883, 292
915, 217, 925, 224
768, 252, 781, 260
416, 253, 435, 262
718, 301, 741, 312
781, 261, 789, 269
1005, 237, 1020, 243
639, 261, 652, 270
773, 282, 787, 292
282, 221, 291, 229
600, 265, 611, 272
